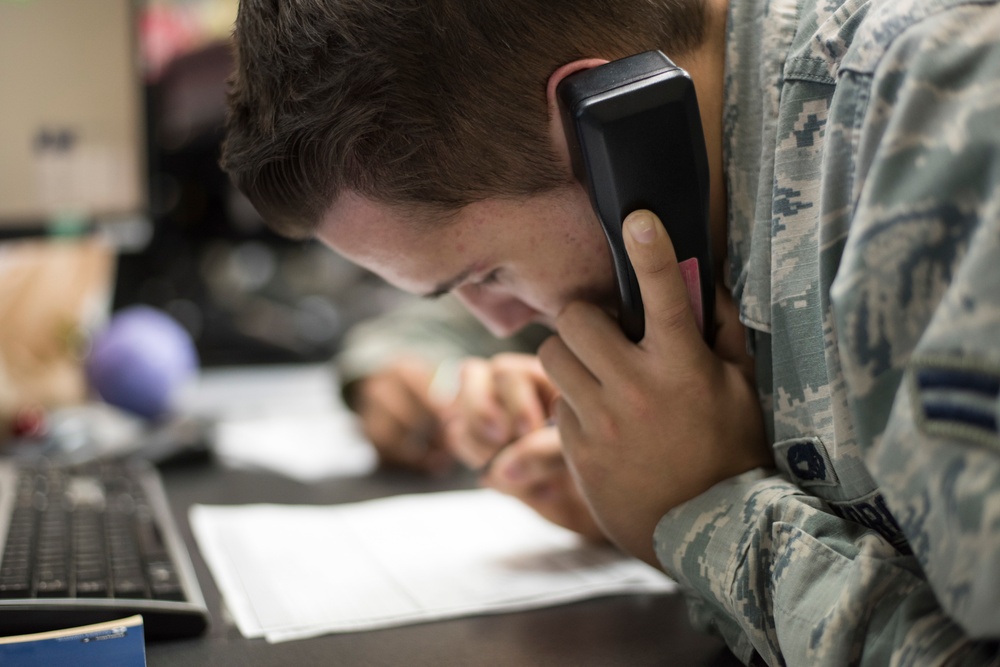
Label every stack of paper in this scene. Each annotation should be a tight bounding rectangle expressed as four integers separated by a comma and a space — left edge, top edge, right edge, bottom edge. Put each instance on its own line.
177, 364, 378, 481
191, 489, 676, 643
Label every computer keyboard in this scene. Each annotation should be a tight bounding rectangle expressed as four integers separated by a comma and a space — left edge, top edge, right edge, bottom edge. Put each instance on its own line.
0, 457, 209, 639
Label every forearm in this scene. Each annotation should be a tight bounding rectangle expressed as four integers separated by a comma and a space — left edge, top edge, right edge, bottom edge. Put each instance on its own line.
655, 471, 995, 666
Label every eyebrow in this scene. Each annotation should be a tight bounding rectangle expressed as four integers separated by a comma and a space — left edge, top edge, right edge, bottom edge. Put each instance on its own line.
421, 266, 476, 299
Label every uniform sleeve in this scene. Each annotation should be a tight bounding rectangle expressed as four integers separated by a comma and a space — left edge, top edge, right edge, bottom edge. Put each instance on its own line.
831, 0, 1000, 641
655, 4, 1000, 665
333, 295, 548, 403
654, 471, 987, 666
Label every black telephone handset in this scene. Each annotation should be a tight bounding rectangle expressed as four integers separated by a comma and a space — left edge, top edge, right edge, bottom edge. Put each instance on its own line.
557, 50, 714, 345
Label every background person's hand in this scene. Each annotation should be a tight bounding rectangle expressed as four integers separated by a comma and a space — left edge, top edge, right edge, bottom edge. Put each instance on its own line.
349, 357, 455, 474
479, 425, 607, 541
539, 210, 770, 566
442, 353, 606, 541
442, 353, 558, 469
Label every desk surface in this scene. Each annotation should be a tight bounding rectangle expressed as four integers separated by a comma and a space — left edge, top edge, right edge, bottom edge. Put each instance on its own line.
147, 460, 741, 667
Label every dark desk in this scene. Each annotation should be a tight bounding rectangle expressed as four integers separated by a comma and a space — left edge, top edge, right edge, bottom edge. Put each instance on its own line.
147, 461, 741, 666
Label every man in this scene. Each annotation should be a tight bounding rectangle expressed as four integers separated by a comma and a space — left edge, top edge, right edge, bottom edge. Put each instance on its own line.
220, 0, 1000, 663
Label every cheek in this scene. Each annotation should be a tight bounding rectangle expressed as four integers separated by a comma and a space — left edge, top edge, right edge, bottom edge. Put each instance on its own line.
512, 229, 614, 315
555, 229, 614, 298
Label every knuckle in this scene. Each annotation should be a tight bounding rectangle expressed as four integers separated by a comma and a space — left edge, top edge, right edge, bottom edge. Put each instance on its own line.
652, 298, 696, 336
591, 409, 622, 445
459, 357, 488, 382
555, 301, 591, 329
619, 382, 655, 421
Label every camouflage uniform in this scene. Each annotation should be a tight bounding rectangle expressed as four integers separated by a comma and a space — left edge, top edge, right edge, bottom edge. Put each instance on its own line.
334, 294, 548, 398
652, 0, 1000, 664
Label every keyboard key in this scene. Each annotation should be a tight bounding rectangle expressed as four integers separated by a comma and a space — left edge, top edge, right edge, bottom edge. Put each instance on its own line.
35, 576, 69, 597
75, 578, 109, 597
113, 576, 147, 598
0, 580, 31, 598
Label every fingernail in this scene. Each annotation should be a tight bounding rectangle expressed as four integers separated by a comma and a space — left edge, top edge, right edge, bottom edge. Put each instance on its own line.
625, 210, 657, 244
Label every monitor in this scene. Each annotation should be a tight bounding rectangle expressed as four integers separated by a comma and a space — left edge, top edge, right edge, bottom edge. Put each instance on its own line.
0, 0, 145, 232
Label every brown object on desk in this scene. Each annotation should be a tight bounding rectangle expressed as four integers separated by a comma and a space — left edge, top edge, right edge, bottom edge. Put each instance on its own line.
0, 238, 114, 438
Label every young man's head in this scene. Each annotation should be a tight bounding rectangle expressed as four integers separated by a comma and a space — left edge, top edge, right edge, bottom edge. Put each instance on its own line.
222, 0, 717, 336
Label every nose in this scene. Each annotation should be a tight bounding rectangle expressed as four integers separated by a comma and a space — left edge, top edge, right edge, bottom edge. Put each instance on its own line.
454, 287, 541, 338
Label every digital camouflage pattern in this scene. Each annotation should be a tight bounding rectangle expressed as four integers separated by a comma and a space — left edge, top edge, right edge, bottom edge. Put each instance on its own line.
333, 295, 548, 390
653, 0, 1000, 663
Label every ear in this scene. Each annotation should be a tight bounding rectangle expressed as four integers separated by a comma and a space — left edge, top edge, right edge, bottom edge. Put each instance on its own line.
546, 59, 609, 173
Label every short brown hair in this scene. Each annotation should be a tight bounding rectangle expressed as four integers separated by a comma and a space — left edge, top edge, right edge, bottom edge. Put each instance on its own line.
221, 0, 706, 238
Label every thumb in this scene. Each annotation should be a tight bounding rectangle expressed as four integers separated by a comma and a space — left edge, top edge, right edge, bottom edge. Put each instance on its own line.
622, 209, 703, 345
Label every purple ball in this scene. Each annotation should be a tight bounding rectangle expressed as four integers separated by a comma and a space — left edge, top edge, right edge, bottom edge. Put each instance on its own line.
86, 306, 199, 419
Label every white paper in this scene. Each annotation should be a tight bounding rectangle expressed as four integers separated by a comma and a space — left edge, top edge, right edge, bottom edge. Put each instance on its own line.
190, 489, 676, 643
212, 413, 377, 481
176, 364, 378, 481
176, 364, 341, 419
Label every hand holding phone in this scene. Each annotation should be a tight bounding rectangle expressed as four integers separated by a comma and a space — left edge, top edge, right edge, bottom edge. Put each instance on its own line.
557, 50, 714, 344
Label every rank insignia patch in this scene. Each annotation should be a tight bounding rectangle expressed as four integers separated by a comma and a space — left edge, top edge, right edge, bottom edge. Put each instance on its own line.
911, 357, 1000, 446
